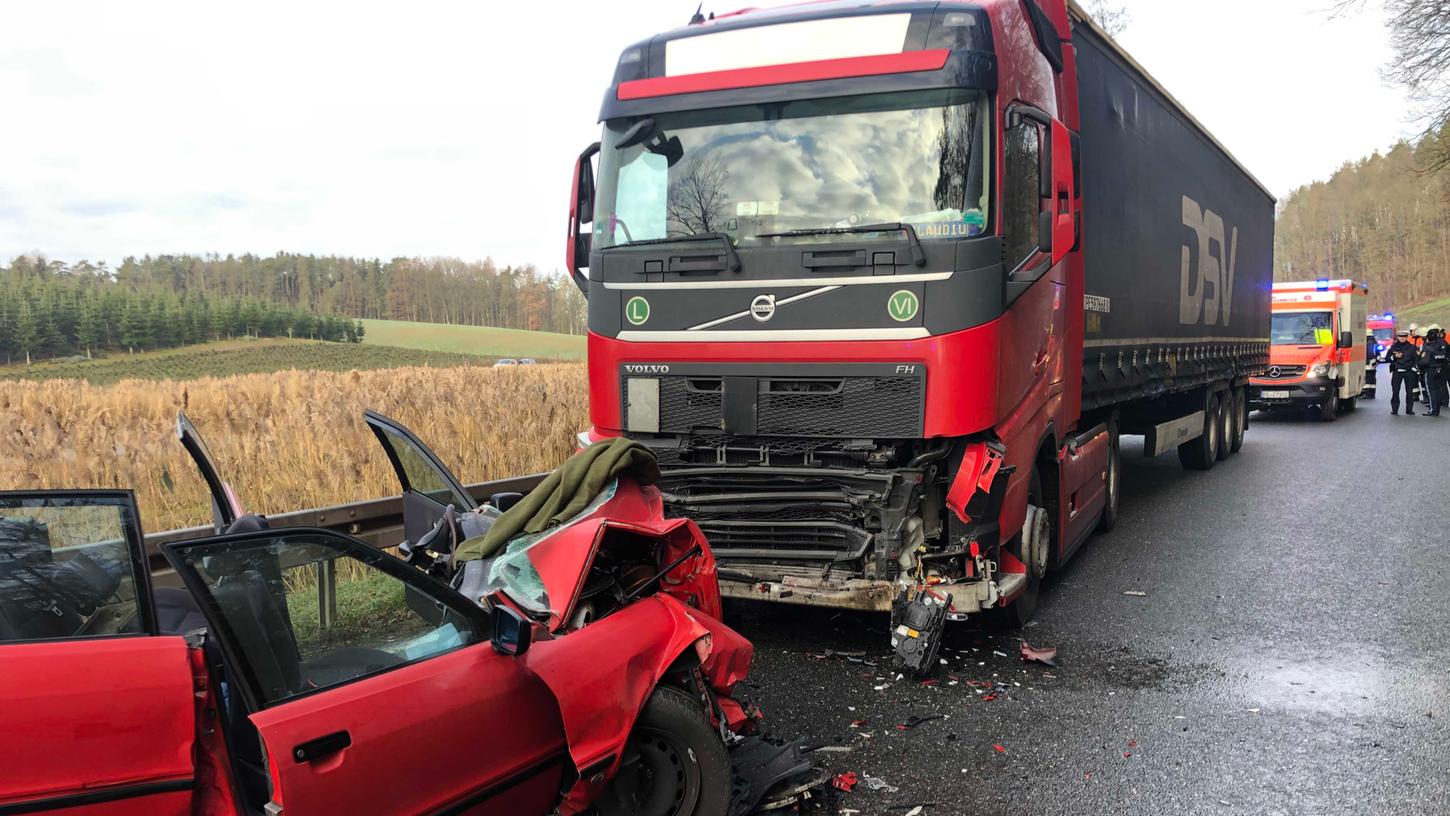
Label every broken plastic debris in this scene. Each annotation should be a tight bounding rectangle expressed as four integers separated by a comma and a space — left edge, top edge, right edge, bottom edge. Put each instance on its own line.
860, 774, 898, 793
1019, 640, 1059, 667
1122, 590, 1148, 597
831, 772, 860, 792
993, 744, 1006, 753
895, 714, 945, 731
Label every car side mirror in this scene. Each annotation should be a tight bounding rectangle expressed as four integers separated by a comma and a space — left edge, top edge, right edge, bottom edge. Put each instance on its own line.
1339, 331, 1353, 350
1038, 209, 1053, 255
492, 606, 532, 657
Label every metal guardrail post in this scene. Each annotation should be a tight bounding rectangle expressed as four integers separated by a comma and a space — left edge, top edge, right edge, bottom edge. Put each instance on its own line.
317, 558, 338, 630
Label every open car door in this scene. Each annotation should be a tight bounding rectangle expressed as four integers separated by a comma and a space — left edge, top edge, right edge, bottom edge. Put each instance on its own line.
364, 409, 476, 547
162, 527, 570, 815
176, 412, 244, 533
0, 491, 197, 816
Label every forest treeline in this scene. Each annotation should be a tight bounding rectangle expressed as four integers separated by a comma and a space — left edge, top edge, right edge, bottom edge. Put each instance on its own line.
1, 259, 363, 364
19, 253, 589, 335
1275, 126, 1450, 313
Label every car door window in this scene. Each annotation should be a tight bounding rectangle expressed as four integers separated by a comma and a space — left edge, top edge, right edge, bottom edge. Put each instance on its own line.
166, 529, 484, 708
0, 491, 154, 643
365, 410, 474, 511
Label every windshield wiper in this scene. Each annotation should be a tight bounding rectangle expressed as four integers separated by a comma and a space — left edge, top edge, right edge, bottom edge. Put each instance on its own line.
607, 232, 742, 272
756, 222, 927, 267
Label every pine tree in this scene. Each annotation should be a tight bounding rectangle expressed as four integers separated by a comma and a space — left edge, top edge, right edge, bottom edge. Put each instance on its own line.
76, 296, 102, 358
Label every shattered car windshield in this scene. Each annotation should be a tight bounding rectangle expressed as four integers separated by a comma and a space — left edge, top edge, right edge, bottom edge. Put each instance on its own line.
594, 89, 991, 252
462, 481, 619, 615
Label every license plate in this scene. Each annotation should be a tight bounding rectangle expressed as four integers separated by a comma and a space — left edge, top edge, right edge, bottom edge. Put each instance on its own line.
1260, 390, 1290, 399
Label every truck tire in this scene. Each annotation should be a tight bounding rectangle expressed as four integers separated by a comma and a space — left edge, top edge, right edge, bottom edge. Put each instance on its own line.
1229, 388, 1247, 454
1096, 417, 1120, 533
995, 468, 1048, 629
1318, 389, 1340, 422
598, 687, 731, 816
1178, 391, 1220, 471
1215, 390, 1234, 461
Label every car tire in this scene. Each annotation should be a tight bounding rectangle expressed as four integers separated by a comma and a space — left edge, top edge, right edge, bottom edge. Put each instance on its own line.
1096, 417, 1120, 534
1179, 391, 1219, 471
599, 687, 731, 816
1344, 395, 1358, 412
1229, 388, 1247, 454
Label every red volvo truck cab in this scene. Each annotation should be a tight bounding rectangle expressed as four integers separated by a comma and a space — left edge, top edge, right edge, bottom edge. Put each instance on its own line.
566, 0, 1272, 667
1249, 280, 1368, 421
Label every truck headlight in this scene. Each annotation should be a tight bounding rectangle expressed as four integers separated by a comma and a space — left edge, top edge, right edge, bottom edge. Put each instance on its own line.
1311, 363, 1330, 377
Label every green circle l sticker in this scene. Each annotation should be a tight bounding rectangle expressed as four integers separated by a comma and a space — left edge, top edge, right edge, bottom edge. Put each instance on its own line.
888, 290, 919, 322
625, 296, 651, 326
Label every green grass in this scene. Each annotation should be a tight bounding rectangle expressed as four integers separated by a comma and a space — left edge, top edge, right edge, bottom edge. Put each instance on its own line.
0, 338, 497, 385
360, 319, 585, 360
1396, 296, 1450, 331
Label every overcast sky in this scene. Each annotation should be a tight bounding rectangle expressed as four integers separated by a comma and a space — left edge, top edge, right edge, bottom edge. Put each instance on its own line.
2, 0, 1413, 271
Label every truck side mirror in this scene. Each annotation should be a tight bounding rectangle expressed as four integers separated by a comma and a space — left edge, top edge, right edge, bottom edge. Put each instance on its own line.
1339, 331, 1353, 350
566, 142, 601, 294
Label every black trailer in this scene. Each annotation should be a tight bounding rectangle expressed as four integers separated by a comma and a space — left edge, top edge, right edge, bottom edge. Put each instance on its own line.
1071, 10, 1274, 415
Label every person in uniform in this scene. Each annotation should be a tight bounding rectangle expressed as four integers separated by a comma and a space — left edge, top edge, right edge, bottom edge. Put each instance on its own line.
1422, 325, 1450, 416
1386, 329, 1420, 415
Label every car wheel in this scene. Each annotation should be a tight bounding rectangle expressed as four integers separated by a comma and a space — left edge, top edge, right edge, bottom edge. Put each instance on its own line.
598, 687, 731, 816
1096, 417, 1120, 533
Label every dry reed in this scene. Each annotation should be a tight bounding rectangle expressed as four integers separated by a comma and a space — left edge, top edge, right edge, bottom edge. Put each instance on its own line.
0, 364, 588, 533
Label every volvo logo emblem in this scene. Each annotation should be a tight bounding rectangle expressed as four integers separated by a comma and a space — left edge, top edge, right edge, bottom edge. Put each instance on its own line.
750, 294, 776, 322
1268, 366, 1281, 378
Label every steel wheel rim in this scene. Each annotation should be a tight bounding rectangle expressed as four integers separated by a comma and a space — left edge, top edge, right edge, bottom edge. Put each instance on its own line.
620, 727, 702, 816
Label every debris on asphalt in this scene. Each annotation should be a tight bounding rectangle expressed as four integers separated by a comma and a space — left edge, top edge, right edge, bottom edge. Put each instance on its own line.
861, 774, 899, 793
895, 714, 946, 730
850, 718, 869, 728
993, 744, 1006, 753
831, 772, 859, 792
1122, 590, 1148, 597
1019, 639, 1059, 667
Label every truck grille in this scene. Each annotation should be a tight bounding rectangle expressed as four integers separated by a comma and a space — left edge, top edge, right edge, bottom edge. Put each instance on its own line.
634, 375, 923, 438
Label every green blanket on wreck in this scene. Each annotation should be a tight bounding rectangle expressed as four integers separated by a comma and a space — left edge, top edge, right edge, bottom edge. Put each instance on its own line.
452, 436, 661, 563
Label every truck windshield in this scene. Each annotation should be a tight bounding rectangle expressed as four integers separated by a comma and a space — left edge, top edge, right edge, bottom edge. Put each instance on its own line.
593, 90, 991, 253
1271, 311, 1334, 345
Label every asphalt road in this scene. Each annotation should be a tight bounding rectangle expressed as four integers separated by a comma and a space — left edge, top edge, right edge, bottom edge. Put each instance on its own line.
727, 379, 1450, 815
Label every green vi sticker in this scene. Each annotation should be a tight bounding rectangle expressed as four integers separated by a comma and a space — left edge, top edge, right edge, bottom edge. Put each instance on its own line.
625, 296, 651, 326
887, 290, 919, 322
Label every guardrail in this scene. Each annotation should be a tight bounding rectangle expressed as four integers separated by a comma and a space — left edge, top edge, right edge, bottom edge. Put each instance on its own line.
144, 473, 548, 583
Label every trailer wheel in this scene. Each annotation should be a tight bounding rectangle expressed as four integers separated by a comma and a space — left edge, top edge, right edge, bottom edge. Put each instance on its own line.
1096, 417, 1120, 533
1229, 388, 1247, 454
1178, 391, 1219, 471
1215, 390, 1234, 461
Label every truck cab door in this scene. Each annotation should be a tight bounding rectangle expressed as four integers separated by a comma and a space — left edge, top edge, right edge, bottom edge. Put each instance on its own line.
163, 527, 569, 815
365, 409, 477, 546
0, 490, 197, 816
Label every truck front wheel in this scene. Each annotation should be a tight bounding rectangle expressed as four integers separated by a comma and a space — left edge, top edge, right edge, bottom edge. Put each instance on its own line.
1096, 417, 1120, 533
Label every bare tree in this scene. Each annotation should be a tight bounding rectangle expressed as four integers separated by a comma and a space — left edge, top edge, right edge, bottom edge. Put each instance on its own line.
667, 156, 730, 235
1084, 0, 1130, 37
1335, 0, 1450, 173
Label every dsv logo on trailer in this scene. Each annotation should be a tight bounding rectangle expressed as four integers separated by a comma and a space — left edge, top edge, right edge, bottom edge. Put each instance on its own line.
1179, 195, 1238, 327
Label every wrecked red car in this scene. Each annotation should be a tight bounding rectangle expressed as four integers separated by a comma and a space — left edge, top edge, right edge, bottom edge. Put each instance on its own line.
0, 410, 755, 815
